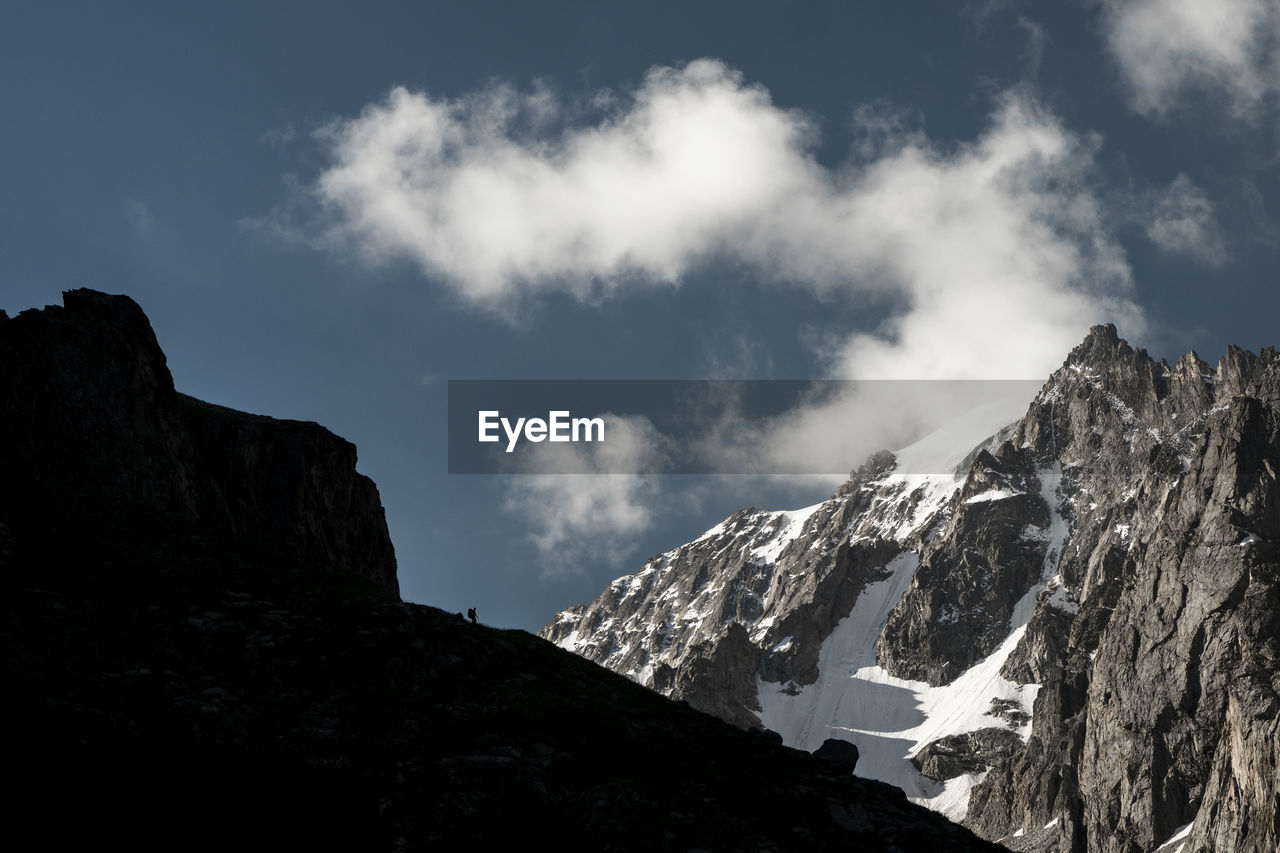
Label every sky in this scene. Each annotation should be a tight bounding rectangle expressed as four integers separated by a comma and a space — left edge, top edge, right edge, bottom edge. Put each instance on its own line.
5, 0, 1280, 631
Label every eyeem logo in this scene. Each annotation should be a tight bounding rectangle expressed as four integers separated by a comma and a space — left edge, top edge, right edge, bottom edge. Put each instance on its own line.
478, 410, 605, 452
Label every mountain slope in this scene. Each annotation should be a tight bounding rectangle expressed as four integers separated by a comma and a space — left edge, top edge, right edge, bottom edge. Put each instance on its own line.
543, 325, 1280, 853
1, 290, 1002, 851
542, 408, 1031, 820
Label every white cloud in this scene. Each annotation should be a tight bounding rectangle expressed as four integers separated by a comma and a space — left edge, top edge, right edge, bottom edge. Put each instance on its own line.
503, 414, 668, 576
849, 100, 924, 160
306, 60, 1143, 379
292, 60, 1150, 553
1143, 173, 1226, 263
698, 381, 1041, 478
1100, 0, 1279, 117
311, 61, 817, 308
802, 94, 1142, 380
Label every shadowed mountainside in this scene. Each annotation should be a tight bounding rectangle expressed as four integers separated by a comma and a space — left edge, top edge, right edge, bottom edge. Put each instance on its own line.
0, 288, 399, 596
0, 290, 1001, 851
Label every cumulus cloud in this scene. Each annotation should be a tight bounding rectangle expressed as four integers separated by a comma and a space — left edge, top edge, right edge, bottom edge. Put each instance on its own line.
311, 61, 817, 307
1143, 173, 1226, 263
305, 60, 1142, 379
1100, 0, 1279, 116
288, 60, 1149, 554
504, 415, 669, 576
804, 95, 1140, 380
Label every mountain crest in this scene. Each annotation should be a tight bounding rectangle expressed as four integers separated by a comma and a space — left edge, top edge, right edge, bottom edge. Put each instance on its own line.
544, 324, 1280, 852
0, 289, 399, 596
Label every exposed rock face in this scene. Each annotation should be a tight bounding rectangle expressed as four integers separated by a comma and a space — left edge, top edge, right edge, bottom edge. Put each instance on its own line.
965, 327, 1280, 853
912, 728, 1023, 781
0, 289, 398, 596
541, 455, 955, 730
1, 288, 1004, 851
545, 324, 1280, 852
542, 411, 1036, 823
878, 443, 1053, 685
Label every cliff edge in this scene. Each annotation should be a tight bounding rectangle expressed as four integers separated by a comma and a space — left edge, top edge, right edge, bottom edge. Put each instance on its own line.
0, 289, 399, 597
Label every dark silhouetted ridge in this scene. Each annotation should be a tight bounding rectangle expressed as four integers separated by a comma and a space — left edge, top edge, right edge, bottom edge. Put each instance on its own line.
0, 289, 1000, 851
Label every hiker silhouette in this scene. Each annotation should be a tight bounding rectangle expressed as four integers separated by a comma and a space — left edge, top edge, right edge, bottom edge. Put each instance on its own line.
467, 607, 477, 624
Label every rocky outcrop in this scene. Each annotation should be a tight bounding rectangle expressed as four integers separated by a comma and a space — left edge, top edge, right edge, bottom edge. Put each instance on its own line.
878, 443, 1053, 684
814, 737, 861, 772
0, 289, 398, 596
1188, 675, 1280, 852
964, 327, 1280, 852
547, 323, 1280, 852
911, 728, 1023, 781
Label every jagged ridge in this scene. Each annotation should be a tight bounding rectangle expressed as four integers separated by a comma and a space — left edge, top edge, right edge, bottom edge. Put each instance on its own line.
544, 324, 1280, 853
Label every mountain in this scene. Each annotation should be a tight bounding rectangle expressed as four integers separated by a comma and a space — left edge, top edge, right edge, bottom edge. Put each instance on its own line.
0, 288, 399, 597
0, 290, 1001, 851
542, 325, 1280, 853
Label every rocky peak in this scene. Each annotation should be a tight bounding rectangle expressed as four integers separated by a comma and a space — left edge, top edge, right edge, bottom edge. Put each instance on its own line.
0, 289, 399, 597
1064, 322, 1133, 368
1216, 344, 1257, 398
547, 322, 1280, 851
1079, 321, 1120, 348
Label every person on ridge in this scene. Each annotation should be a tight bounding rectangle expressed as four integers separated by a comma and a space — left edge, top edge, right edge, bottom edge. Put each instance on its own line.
467, 607, 477, 624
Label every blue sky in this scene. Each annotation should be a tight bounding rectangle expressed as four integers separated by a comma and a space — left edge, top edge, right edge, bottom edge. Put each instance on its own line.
5, 1, 1280, 630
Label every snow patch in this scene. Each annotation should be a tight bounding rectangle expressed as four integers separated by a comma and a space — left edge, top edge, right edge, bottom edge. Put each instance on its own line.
893, 403, 1022, 478
757, 552, 1039, 822
1019, 524, 1050, 543
692, 519, 728, 543
750, 615, 778, 643
749, 503, 823, 564
1155, 820, 1194, 853
965, 488, 1023, 504
1042, 575, 1079, 614
758, 463, 1070, 822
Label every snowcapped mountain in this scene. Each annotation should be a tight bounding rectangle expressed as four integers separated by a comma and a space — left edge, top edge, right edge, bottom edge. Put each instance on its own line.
542, 325, 1280, 853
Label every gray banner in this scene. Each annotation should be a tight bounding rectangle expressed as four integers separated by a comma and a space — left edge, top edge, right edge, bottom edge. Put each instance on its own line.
448, 379, 1043, 475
